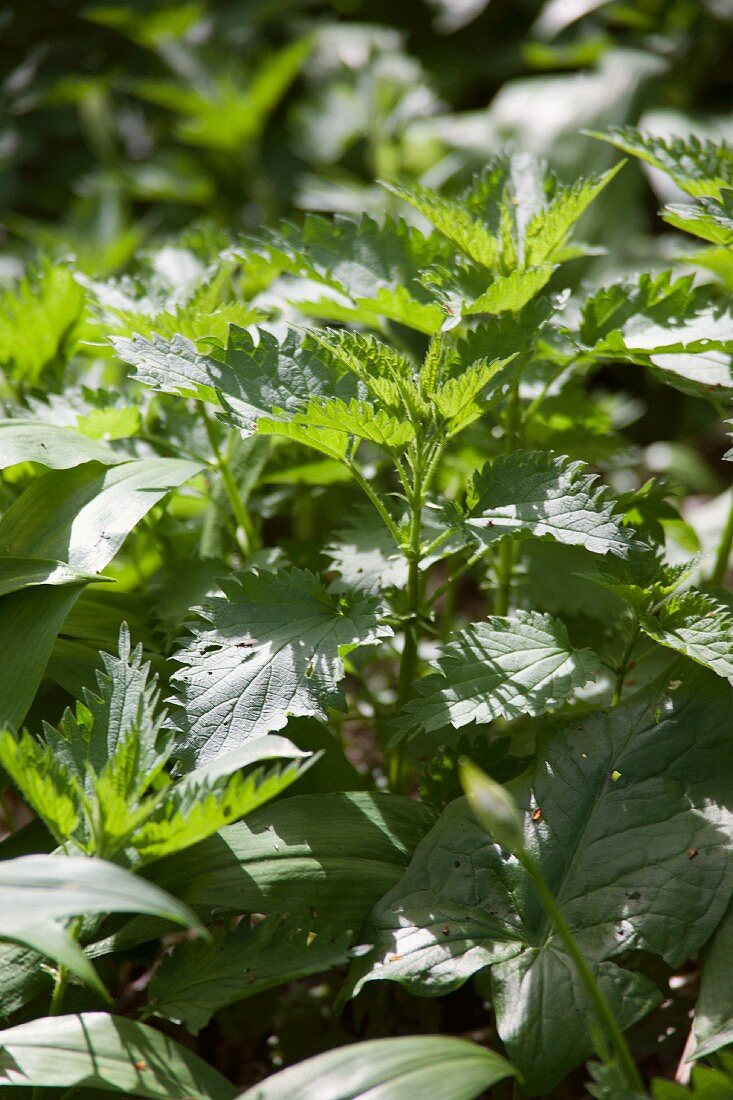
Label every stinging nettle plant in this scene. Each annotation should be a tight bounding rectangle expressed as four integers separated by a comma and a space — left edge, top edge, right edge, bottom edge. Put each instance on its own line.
3, 133, 733, 1097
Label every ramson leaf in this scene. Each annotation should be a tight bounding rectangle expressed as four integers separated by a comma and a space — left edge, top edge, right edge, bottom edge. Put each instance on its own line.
395, 611, 599, 738
234, 1035, 515, 1100
348, 667, 733, 1091
149, 915, 354, 1033
0, 420, 118, 469
0, 1012, 235, 1098
692, 897, 733, 1061
463, 451, 634, 557
171, 568, 391, 766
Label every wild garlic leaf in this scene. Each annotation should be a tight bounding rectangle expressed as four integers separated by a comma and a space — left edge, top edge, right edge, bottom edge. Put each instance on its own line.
234, 1035, 515, 1100
349, 667, 733, 1092
591, 128, 733, 199
149, 916, 354, 1033
641, 589, 733, 684
692, 897, 733, 1061
463, 451, 634, 557
171, 568, 392, 766
395, 611, 598, 739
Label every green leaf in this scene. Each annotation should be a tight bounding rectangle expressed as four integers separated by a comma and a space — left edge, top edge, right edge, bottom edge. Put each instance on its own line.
692, 897, 733, 1060
260, 398, 415, 456
245, 214, 446, 334
349, 668, 733, 1091
0, 919, 109, 1002
0, 730, 81, 845
0, 261, 86, 384
522, 162, 624, 265
382, 181, 503, 270
0, 420, 119, 469
0, 854, 203, 931
641, 589, 733, 684
465, 265, 555, 315
235, 1035, 515, 1100
463, 451, 635, 557
0, 556, 107, 598
590, 127, 733, 199
0, 1012, 235, 1098
0, 457, 200, 729
149, 915, 354, 1033
395, 611, 598, 738
652, 1054, 733, 1099
171, 568, 391, 766
662, 195, 733, 246
115, 793, 436, 945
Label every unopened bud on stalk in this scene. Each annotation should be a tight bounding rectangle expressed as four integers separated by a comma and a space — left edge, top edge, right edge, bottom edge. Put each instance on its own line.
459, 758, 525, 855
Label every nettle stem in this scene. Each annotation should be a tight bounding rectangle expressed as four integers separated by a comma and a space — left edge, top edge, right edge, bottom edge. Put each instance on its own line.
521, 852, 645, 1094
201, 404, 259, 555
612, 612, 639, 707
495, 382, 522, 616
711, 489, 733, 587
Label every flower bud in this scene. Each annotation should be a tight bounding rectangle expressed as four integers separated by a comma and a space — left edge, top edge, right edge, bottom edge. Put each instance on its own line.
459, 757, 525, 855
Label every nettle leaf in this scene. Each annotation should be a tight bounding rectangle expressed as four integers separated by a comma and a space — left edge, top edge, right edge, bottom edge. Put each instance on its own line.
0, 1012, 235, 1098
0, 730, 81, 845
395, 611, 599, 739
576, 272, 733, 399
259, 398, 415, 457
43, 624, 168, 790
591, 127, 733, 199
235, 1035, 515, 1100
521, 162, 624, 266
172, 568, 391, 766
382, 181, 503, 270
463, 451, 634, 557
247, 213, 447, 334
0, 261, 86, 384
663, 194, 733, 246
641, 589, 733, 684
349, 667, 733, 1092
433, 355, 515, 434
149, 915, 354, 1033
464, 265, 555, 316
115, 326, 357, 435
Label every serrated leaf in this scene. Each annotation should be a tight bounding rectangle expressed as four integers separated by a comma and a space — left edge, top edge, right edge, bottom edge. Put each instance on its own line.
434, 355, 515, 433
463, 451, 634, 557
522, 162, 624, 265
642, 589, 733, 684
591, 127, 733, 199
0, 1012, 235, 1097
663, 195, 733, 246
396, 611, 598, 738
382, 181, 502, 270
260, 398, 415, 456
465, 265, 555, 315
349, 667, 733, 1091
149, 916, 354, 1033
235, 1035, 515, 1100
0, 730, 81, 845
0, 261, 86, 384
171, 568, 391, 766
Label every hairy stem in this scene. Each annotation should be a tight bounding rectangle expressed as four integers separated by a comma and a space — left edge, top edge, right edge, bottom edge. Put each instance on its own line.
201, 405, 258, 555
711, 489, 733, 587
612, 613, 639, 707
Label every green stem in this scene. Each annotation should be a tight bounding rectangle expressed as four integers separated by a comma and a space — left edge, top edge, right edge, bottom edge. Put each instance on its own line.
425, 546, 490, 611
494, 540, 515, 616
347, 461, 402, 545
612, 613, 639, 707
201, 405, 258, 554
711, 490, 733, 587
520, 852, 645, 1094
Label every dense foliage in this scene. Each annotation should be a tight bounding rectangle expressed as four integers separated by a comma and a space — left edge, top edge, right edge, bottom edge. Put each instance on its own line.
2, 2, 733, 1097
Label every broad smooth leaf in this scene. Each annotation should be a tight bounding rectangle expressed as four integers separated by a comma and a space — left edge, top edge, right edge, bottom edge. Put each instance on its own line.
236, 1035, 515, 1100
0, 919, 109, 1001
0, 556, 107, 598
0, 419, 118, 469
691, 898, 733, 1060
395, 611, 599, 738
463, 451, 634, 557
0, 457, 200, 729
96, 793, 436, 954
349, 667, 733, 1092
149, 916, 354, 1033
0, 1012, 235, 1098
171, 568, 391, 766
0, 854, 203, 932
